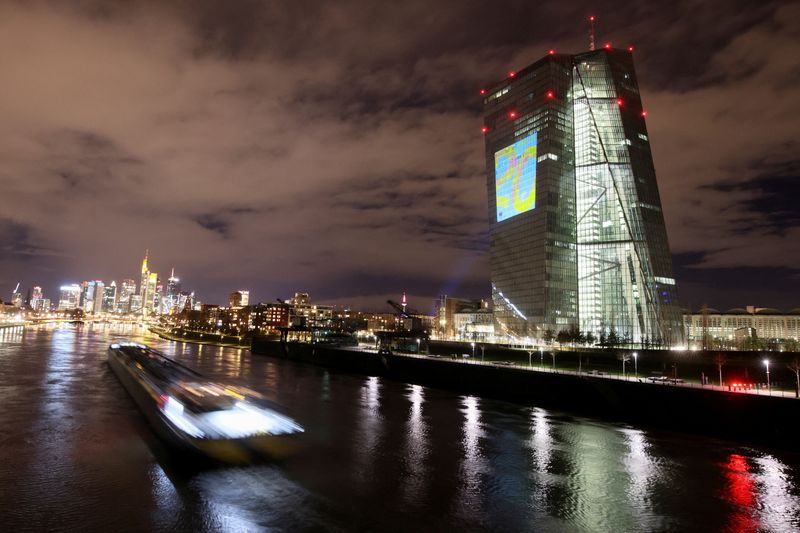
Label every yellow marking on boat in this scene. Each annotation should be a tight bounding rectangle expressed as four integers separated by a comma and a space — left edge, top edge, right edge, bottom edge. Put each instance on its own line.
224, 388, 245, 400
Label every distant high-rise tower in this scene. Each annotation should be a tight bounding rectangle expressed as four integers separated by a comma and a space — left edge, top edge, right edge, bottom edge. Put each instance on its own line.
58, 284, 81, 310
140, 250, 150, 316
102, 282, 117, 313
482, 47, 683, 345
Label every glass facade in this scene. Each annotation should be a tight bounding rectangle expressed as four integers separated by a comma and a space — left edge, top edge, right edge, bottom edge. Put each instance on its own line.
484, 50, 683, 345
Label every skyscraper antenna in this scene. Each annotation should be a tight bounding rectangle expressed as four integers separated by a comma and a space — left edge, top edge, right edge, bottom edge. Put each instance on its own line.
589, 16, 596, 51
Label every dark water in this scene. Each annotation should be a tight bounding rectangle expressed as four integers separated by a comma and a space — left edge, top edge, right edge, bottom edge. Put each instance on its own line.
1, 325, 799, 532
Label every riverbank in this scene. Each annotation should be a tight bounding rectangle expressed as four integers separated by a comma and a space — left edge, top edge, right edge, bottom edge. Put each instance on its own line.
149, 326, 251, 348
252, 337, 800, 450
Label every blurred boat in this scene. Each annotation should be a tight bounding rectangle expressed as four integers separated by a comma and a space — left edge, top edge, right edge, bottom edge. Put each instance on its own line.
108, 342, 303, 463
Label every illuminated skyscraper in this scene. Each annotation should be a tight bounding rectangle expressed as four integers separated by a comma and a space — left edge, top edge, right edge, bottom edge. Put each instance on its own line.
482, 48, 682, 345
58, 284, 81, 310
30, 286, 43, 311
140, 251, 150, 316
117, 279, 137, 314
102, 282, 117, 313
139, 251, 159, 316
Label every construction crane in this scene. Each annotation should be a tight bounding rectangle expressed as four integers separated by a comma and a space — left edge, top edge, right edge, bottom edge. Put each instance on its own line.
387, 299, 415, 319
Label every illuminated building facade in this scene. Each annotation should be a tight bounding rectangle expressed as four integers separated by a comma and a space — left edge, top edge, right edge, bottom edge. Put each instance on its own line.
483, 48, 682, 345
140, 251, 151, 316
30, 286, 44, 311
684, 307, 800, 347
58, 284, 81, 310
229, 290, 249, 308
117, 279, 137, 314
102, 282, 117, 313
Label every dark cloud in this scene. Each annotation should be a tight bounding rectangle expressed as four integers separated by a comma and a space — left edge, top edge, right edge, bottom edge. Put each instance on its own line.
0, 0, 797, 310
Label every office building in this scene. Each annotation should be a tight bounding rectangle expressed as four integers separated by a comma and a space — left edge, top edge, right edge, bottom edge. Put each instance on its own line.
482, 47, 682, 345
58, 284, 81, 310
30, 286, 43, 311
117, 279, 137, 314
229, 290, 249, 308
684, 306, 800, 348
102, 282, 117, 313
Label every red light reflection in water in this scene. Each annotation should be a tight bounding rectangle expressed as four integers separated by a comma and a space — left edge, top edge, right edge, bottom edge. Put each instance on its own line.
723, 454, 760, 532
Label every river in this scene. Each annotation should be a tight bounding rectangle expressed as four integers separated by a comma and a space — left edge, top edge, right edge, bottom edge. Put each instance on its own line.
1, 324, 798, 532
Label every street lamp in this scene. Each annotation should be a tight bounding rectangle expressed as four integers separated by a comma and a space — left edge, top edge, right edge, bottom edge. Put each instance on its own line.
539, 347, 544, 368
764, 359, 771, 395
471, 342, 475, 359
622, 357, 626, 380
527, 350, 533, 368
479, 344, 485, 362
416, 338, 421, 353
633, 352, 638, 378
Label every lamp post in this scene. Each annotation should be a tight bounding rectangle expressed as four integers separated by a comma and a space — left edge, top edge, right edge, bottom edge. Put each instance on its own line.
479, 344, 485, 362
764, 359, 771, 395
633, 352, 638, 379
416, 338, 420, 353
622, 357, 626, 380
527, 350, 533, 368
471, 342, 475, 359
540, 347, 544, 368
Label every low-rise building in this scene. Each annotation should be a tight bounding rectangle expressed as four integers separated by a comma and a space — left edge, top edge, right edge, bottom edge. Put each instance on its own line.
683, 306, 800, 349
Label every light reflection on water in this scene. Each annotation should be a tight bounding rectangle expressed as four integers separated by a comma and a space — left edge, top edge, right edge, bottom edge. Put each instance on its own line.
1, 325, 799, 532
401, 384, 428, 506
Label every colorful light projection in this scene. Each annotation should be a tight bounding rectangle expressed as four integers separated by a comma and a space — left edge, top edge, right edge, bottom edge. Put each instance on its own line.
494, 132, 537, 222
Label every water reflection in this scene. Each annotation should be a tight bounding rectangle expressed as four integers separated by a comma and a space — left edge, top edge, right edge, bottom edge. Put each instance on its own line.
2, 326, 800, 532
0, 325, 24, 344
753, 453, 800, 532
621, 427, 666, 530
455, 395, 487, 523
401, 384, 429, 506
723, 454, 759, 532
353, 376, 382, 486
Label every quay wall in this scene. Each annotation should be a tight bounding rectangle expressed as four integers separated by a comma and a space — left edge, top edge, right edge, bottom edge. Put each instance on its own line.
251, 337, 800, 449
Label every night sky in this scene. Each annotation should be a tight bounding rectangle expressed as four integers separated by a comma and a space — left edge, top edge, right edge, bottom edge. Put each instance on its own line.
1, 0, 798, 312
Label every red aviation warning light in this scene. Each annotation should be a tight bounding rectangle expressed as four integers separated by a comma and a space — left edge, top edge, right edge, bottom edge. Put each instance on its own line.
616, 98, 623, 106
508, 110, 517, 119
546, 90, 555, 99
480, 88, 486, 95
548, 49, 556, 55
628, 46, 635, 52
508, 71, 516, 78
481, 126, 489, 134
641, 110, 648, 117
604, 43, 612, 49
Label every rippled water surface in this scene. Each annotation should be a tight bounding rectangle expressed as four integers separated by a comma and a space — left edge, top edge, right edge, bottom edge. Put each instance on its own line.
1, 325, 799, 532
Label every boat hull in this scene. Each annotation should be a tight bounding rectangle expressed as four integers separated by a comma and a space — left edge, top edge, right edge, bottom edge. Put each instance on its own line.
108, 344, 301, 463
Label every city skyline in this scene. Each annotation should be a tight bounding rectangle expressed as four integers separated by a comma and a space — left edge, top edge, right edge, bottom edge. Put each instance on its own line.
1, 1, 798, 312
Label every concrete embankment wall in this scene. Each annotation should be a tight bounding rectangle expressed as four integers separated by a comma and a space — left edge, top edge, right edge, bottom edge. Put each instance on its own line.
252, 338, 800, 449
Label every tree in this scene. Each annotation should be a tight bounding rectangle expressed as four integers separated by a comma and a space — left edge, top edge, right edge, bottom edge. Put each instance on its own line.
607, 328, 619, 348
714, 353, 727, 386
556, 329, 570, 345
621, 332, 632, 348
543, 329, 555, 345
788, 358, 800, 398
585, 332, 596, 346
599, 331, 607, 348
566, 324, 582, 345
618, 353, 631, 379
